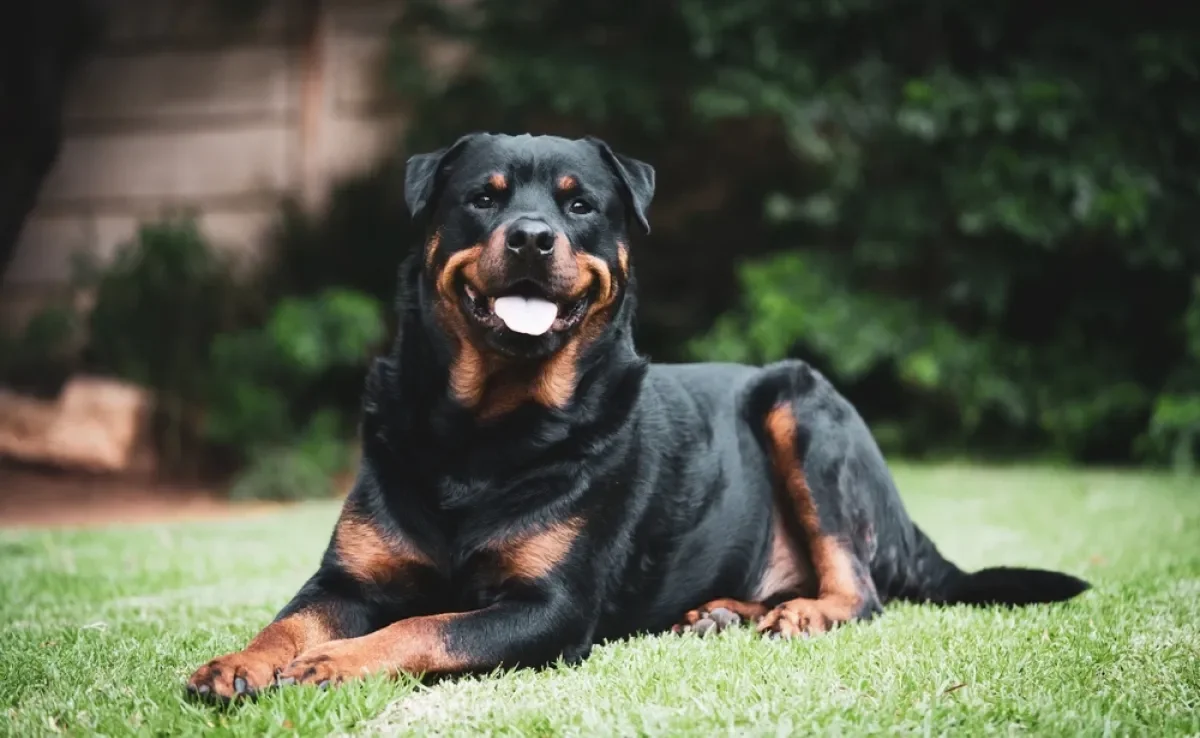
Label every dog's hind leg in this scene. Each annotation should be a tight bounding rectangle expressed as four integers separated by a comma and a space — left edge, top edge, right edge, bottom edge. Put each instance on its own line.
752, 379, 885, 638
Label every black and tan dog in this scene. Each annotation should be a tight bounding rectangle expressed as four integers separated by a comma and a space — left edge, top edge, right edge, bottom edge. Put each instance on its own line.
185, 133, 1089, 701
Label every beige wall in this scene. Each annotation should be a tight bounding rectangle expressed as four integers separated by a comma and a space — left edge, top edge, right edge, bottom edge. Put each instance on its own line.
1, 0, 410, 329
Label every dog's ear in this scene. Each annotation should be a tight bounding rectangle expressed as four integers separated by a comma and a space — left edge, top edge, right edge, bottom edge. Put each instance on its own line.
404, 134, 478, 223
587, 136, 656, 235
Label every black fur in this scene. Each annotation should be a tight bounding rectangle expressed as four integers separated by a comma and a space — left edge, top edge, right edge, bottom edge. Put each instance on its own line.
186, 133, 1089, 700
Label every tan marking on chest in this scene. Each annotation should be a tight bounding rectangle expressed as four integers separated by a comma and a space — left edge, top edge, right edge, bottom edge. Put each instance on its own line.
491, 518, 583, 581
335, 515, 432, 585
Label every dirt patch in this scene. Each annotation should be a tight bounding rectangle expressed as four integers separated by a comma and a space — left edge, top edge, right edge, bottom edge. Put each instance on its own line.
0, 463, 290, 529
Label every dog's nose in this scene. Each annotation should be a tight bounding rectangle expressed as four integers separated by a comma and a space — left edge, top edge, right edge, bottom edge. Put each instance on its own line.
505, 219, 556, 258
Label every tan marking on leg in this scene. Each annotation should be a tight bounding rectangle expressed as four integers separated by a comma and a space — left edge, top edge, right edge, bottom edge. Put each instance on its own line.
246, 611, 336, 660
759, 404, 863, 636
186, 610, 336, 699
279, 612, 469, 685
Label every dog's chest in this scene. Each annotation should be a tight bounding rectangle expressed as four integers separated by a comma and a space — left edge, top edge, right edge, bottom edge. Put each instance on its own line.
408, 497, 582, 609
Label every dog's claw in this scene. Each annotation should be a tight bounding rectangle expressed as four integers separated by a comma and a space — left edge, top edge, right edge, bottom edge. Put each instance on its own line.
707, 607, 740, 628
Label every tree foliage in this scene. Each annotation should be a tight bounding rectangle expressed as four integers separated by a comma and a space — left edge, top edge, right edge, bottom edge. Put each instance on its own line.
385, 0, 1200, 466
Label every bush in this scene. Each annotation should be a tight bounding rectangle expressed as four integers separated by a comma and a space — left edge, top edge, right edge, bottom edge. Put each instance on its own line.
0, 304, 78, 397
202, 287, 387, 463
1144, 277, 1200, 473
263, 162, 418, 312
388, 0, 1200, 468
71, 215, 386, 495
80, 217, 243, 473
200, 287, 385, 499
228, 412, 353, 502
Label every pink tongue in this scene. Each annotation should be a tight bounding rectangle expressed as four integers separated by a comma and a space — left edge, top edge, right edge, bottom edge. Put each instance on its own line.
493, 296, 558, 335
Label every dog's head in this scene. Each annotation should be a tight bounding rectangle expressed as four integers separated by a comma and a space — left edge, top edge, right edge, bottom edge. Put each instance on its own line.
404, 133, 654, 415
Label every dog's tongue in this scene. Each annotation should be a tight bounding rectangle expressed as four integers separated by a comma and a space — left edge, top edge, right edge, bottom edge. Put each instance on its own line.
493, 295, 558, 336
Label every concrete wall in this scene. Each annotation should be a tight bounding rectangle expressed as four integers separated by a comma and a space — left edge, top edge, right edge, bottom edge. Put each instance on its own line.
1, 0, 410, 328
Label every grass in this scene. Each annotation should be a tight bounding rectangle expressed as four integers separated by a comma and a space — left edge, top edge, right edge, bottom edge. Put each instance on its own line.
2, 464, 1198, 737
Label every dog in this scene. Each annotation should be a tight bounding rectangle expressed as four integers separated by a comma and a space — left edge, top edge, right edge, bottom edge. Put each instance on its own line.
185, 133, 1090, 701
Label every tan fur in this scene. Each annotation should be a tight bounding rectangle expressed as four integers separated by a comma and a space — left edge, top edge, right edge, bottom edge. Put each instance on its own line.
424, 231, 442, 269
435, 244, 490, 408
334, 514, 431, 585
528, 252, 616, 410
246, 611, 336, 659
759, 404, 863, 635
185, 610, 336, 698
493, 518, 583, 580
278, 613, 470, 683
434, 230, 618, 417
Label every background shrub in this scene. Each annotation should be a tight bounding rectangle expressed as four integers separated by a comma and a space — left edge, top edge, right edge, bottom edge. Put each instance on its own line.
378, 0, 1200, 468
33, 215, 387, 497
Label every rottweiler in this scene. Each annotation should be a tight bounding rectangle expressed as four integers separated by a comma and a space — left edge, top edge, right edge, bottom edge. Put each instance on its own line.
185, 133, 1090, 701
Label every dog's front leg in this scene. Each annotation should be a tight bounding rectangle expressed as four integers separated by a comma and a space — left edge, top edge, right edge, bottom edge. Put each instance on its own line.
277, 587, 590, 686
186, 491, 436, 701
278, 521, 596, 686
184, 572, 374, 701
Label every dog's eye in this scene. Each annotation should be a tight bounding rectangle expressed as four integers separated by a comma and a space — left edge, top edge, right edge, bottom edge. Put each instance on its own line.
568, 199, 594, 215
469, 193, 495, 210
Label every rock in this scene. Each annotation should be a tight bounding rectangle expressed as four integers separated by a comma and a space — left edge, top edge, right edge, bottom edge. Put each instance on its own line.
0, 376, 154, 473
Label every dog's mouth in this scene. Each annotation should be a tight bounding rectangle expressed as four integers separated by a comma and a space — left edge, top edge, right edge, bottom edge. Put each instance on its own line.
459, 279, 591, 337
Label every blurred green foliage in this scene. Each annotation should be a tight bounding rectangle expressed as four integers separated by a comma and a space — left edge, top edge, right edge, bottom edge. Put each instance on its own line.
10, 216, 387, 496
203, 287, 385, 463
383, 0, 1200, 468
81, 218, 242, 473
5, 0, 1195, 479
0, 304, 77, 396
227, 410, 355, 502
263, 162, 416, 311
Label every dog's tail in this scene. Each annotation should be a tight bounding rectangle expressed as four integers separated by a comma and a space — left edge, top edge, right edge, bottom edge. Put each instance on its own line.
899, 524, 1090, 607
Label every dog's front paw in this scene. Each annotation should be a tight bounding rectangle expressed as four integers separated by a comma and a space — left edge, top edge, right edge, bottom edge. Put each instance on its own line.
672, 606, 745, 636
671, 599, 768, 636
185, 650, 282, 702
277, 640, 377, 688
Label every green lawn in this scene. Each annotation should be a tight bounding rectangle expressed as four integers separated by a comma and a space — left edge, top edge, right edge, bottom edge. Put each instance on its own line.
2, 464, 1198, 737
